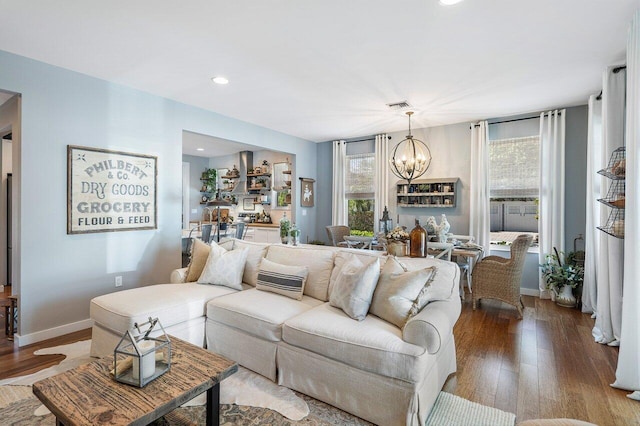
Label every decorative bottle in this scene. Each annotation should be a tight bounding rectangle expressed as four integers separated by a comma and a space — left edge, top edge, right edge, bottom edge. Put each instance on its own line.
279, 212, 291, 244
409, 219, 427, 258
289, 223, 301, 246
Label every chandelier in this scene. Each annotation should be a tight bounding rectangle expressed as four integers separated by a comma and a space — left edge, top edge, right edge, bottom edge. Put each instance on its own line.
389, 111, 432, 185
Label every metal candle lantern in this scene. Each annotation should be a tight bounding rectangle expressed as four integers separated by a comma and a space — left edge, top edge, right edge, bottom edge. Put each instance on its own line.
379, 206, 393, 235
113, 317, 171, 388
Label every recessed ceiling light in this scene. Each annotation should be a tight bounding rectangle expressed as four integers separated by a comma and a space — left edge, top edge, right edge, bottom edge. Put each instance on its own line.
196, 148, 204, 151
211, 76, 229, 85
439, 0, 463, 5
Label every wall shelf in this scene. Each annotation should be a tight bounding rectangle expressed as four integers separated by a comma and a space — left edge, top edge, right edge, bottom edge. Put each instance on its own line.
396, 178, 459, 208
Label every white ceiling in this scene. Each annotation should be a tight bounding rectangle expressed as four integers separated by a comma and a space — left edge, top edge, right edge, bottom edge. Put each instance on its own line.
182, 131, 264, 158
0, 0, 638, 143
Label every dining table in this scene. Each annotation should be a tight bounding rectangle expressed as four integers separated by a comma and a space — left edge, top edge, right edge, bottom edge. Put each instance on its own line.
343, 235, 375, 249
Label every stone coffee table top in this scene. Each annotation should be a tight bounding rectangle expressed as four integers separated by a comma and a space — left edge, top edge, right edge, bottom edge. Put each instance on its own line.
33, 336, 237, 426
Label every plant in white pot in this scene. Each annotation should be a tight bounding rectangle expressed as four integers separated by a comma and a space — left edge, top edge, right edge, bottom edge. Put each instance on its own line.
540, 248, 584, 307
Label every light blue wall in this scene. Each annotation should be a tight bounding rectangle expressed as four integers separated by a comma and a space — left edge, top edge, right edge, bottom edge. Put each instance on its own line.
0, 49, 317, 342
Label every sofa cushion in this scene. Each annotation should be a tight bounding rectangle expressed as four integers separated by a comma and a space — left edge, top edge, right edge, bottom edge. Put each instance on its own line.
329, 255, 380, 321
233, 240, 270, 286
90, 283, 242, 333
266, 245, 335, 301
282, 303, 427, 382
329, 250, 388, 296
197, 244, 249, 290
206, 288, 322, 342
370, 257, 438, 328
185, 239, 211, 282
256, 258, 308, 300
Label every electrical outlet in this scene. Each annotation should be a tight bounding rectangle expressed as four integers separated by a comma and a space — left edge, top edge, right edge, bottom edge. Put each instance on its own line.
191, 209, 197, 214
115, 276, 123, 287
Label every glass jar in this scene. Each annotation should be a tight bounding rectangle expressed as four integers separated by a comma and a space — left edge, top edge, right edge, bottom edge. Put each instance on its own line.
409, 219, 427, 258
279, 212, 291, 244
289, 223, 301, 246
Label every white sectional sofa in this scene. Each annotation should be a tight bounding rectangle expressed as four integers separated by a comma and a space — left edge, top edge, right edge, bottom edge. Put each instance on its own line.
89, 240, 461, 426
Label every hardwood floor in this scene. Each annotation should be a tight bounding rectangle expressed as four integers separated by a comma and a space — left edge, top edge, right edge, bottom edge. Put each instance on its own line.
446, 294, 640, 425
0, 293, 637, 424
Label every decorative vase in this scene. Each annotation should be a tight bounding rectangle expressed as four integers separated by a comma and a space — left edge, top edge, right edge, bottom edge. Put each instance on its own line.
289, 223, 300, 246
279, 213, 291, 244
409, 219, 427, 258
555, 285, 577, 308
388, 241, 407, 257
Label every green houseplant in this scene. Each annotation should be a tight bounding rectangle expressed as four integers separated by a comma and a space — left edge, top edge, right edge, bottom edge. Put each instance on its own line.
203, 168, 217, 192
540, 248, 584, 307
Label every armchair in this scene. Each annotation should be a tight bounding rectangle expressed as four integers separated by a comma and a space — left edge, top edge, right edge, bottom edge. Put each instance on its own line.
325, 225, 350, 247
472, 234, 533, 318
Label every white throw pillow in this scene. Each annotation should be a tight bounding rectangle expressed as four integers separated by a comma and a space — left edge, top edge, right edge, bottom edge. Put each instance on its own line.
329, 255, 380, 321
370, 257, 438, 328
197, 242, 249, 290
256, 258, 309, 300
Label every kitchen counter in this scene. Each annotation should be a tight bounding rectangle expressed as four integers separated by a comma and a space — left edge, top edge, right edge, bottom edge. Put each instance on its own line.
245, 222, 279, 228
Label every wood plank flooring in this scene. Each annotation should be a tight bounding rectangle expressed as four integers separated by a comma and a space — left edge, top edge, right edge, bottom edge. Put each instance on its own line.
0, 292, 637, 424
445, 295, 640, 425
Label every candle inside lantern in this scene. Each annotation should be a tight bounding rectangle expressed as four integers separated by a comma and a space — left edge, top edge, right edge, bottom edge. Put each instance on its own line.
132, 340, 156, 380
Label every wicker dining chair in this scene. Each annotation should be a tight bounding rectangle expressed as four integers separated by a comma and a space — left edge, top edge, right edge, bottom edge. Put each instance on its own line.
472, 234, 533, 318
325, 225, 350, 247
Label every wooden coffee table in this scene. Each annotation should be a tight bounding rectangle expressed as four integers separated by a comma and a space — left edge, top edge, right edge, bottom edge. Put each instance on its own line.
32, 336, 237, 426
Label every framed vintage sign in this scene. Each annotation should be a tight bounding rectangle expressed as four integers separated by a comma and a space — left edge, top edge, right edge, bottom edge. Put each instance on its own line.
67, 145, 157, 234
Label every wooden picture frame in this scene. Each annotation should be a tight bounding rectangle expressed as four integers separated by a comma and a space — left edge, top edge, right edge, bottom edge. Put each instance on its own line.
67, 145, 157, 234
299, 178, 315, 207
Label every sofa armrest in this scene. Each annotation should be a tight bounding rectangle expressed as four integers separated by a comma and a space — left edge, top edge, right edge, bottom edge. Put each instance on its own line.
403, 296, 461, 354
170, 267, 188, 283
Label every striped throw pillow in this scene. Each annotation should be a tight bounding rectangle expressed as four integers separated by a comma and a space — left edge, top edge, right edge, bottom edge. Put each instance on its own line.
256, 258, 308, 300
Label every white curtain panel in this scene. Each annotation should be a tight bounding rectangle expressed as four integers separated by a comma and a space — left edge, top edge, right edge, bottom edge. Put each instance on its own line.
331, 140, 347, 226
538, 110, 566, 297
613, 10, 640, 401
469, 121, 490, 253
582, 95, 603, 314
374, 134, 389, 233
593, 66, 626, 346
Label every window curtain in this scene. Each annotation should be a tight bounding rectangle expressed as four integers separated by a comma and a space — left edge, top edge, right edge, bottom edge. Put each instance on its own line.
593, 66, 625, 346
469, 121, 490, 253
374, 134, 389, 233
582, 95, 603, 314
613, 10, 640, 401
538, 110, 566, 297
331, 140, 347, 225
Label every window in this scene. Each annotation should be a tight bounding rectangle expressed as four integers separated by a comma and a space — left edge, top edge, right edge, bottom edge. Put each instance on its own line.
489, 136, 540, 235
345, 153, 375, 234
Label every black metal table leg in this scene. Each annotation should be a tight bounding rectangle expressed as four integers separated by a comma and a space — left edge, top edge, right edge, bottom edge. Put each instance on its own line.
206, 383, 220, 426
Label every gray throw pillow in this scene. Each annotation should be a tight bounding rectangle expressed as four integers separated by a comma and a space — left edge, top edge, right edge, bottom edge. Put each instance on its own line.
370, 257, 438, 328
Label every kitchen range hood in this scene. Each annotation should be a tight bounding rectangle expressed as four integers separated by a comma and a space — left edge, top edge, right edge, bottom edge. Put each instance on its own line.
230, 151, 253, 195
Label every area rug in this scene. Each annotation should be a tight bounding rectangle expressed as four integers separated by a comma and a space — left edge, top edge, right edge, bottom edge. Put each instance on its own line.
0, 340, 516, 425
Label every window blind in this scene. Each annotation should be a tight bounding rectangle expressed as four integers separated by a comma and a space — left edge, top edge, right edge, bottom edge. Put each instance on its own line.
489, 136, 540, 198
345, 153, 375, 199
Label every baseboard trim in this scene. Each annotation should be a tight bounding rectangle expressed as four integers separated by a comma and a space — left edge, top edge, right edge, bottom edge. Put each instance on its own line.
16, 318, 93, 347
520, 288, 540, 297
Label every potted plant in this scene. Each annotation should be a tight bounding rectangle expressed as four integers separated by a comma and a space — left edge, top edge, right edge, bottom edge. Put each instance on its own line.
385, 226, 409, 257
203, 168, 217, 192
540, 248, 584, 307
